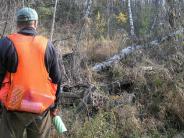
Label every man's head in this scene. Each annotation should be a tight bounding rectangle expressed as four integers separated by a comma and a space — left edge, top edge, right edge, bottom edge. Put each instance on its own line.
16, 7, 38, 30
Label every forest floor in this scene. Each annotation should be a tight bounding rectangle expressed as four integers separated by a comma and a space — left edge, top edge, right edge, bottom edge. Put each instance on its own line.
56, 32, 184, 138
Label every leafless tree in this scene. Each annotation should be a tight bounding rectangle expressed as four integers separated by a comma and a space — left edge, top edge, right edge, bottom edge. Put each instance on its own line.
50, 0, 58, 41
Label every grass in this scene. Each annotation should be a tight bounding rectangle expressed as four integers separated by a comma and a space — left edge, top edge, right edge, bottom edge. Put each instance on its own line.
83, 39, 120, 63
56, 34, 184, 138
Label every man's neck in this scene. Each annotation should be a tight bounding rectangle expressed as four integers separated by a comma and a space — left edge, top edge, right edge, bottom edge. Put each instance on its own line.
18, 27, 37, 36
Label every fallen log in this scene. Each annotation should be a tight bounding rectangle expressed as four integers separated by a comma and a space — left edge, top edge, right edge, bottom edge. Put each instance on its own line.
61, 92, 81, 98
92, 28, 184, 72
61, 84, 95, 106
60, 79, 134, 106
100, 79, 133, 94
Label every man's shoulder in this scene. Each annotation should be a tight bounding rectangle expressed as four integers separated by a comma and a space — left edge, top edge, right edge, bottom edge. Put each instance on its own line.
0, 36, 16, 61
0, 36, 13, 46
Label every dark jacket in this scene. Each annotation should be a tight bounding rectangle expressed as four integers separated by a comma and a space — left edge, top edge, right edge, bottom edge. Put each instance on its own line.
0, 27, 61, 110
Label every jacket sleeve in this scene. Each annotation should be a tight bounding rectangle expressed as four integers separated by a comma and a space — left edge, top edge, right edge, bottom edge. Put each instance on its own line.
45, 40, 62, 110
0, 37, 18, 85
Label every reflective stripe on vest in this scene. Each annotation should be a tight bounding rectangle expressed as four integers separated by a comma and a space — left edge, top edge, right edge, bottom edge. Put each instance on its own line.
3, 33, 57, 114
0, 73, 10, 104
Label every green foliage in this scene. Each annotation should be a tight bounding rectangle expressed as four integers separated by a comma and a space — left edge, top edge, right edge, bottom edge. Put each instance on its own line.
92, 0, 128, 39
38, 6, 52, 16
136, 6, 153, 36
148, 129, 163, 138
113, 105, 142, 138
37, 6, 52, 20
111, 64, 125, 80
76, 111, 119, 138
154, 78, 164, 87
115, 12, 127, 25
93, 11, 107, 39
56, 1, 82, 24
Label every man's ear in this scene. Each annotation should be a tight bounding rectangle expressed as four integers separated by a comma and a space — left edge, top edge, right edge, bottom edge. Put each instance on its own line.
33, 20, 38, 29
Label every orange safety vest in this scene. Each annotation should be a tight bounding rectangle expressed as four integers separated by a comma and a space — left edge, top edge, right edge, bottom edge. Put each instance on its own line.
0, 73, 10, 104
0, 33, 57, 114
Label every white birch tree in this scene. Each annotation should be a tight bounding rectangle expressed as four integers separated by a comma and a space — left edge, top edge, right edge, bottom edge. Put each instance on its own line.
50, 0, 58, 41
84, 0, 92, 18
128, 0, 135, 36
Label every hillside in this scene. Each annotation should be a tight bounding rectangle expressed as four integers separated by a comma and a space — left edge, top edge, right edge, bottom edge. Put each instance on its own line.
58, 28, 184, 138
0, 0, 184, 138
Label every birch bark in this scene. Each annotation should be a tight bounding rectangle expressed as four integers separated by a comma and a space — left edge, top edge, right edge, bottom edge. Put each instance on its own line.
128, 0, 135, 36
84, 0, 92, 18
50, 0, 58, 41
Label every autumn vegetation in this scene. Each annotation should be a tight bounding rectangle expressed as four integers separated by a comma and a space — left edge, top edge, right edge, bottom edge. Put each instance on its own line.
1, 0, 184, 137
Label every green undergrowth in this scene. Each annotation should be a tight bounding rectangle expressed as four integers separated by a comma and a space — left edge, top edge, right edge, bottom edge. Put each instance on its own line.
58, 36, 184, 138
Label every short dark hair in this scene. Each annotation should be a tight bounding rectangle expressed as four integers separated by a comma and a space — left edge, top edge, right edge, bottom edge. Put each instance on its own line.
17, 20, 35, 28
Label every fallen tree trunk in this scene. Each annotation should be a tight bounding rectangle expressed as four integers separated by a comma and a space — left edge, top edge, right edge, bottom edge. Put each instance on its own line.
60, 79, 134, 106
92, 28, 184, 72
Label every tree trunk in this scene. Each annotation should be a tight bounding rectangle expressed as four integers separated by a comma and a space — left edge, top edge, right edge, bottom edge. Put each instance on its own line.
22, 0, 25, 7
128, 0, 135, 36
84, 0, 92, 18
50, 0, 58, 41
